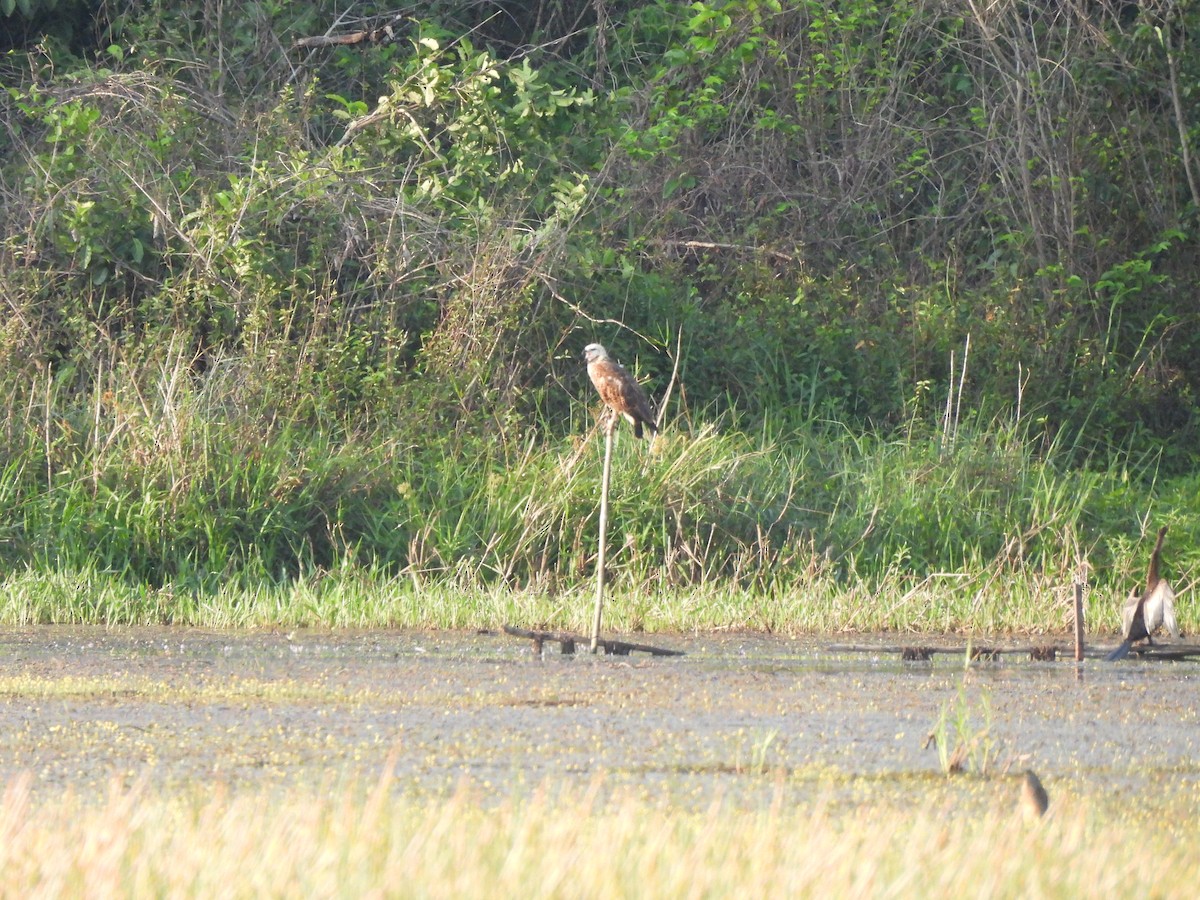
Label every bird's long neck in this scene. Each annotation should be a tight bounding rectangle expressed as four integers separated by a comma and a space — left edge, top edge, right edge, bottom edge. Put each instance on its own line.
1146, 526, 1168, 592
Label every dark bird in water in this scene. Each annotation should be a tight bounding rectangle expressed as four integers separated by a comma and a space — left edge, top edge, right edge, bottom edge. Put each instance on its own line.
582, 343, 659, 439
1020, 770, 1049, 821
1107, 526, 1178, 661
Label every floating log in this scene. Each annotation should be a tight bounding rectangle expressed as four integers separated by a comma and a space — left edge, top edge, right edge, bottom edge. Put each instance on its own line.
503, 625, 684, 657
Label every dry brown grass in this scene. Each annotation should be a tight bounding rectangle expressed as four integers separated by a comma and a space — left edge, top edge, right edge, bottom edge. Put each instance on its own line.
0, 769, 1194, 898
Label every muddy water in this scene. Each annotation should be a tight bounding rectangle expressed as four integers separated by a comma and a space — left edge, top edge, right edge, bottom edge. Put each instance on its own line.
0, 627, 1197, 815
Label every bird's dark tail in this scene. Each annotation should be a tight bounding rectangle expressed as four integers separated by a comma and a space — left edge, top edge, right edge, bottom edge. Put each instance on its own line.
1106, 640, 1134, 661
634, 419, 659, 439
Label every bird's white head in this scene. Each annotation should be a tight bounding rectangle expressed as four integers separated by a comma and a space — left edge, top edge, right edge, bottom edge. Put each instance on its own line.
582, 343, 609, 363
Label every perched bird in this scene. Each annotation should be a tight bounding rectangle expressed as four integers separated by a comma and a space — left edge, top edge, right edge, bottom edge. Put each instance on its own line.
582, 343, 658, 438
1107, 525, 1178, 661
1020, 770, 1049, 820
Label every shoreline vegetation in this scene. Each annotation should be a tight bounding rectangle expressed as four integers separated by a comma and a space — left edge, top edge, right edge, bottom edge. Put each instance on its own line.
0, 365, 1195, 635
0, 405, 1192, 637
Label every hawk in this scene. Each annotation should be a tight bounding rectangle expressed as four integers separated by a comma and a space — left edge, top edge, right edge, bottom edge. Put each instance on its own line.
1107, 525, 1178, 660
582, 343, 658, 438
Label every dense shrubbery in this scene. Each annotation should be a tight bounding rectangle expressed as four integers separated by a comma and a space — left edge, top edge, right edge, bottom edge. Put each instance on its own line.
1, 1, 1198, 622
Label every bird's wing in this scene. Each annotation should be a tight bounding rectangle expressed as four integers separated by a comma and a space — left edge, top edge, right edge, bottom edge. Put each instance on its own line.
1119, 590, 1140, 638
594, 361, 652, 420
1157, 581, 1179, 637
1142, 580, 1177, 637
590, 364, 627, 408
620, 376, 655, 423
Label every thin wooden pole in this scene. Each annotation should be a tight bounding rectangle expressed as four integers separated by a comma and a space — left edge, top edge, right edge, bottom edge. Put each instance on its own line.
590, 422, 615, 653
1073, 581, 1085, 662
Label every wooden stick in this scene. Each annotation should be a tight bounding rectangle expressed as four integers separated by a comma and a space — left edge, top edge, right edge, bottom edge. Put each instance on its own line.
590, 420, 615, 653
1073, 581, 1085, 662
651, 238, 796, 263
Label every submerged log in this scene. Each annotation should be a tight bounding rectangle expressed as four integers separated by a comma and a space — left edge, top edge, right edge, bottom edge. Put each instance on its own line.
1030, 645, 1057, 662
503, 625, 684, 657
1117, 643, 1200, 661
503, 629, 1197, 662
829, 642, 1200, 662
830, 643, 1047, 660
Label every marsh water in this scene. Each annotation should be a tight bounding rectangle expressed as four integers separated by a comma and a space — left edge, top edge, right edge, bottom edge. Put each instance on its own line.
1, 627, 1196, 816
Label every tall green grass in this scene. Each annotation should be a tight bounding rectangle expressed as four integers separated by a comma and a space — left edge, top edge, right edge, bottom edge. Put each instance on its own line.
0, 352, 1192, 633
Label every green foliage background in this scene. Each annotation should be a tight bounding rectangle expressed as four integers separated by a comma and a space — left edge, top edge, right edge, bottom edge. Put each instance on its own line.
1, 0, 1199, 627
